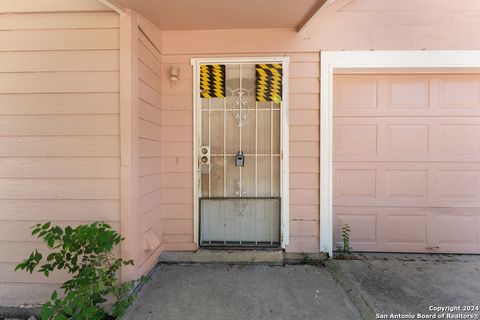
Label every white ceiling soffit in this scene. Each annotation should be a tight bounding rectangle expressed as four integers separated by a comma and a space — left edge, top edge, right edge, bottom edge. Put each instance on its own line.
114, 0, 326, 30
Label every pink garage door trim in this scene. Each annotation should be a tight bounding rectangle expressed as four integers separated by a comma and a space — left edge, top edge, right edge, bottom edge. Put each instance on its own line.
332, 73, 480, 254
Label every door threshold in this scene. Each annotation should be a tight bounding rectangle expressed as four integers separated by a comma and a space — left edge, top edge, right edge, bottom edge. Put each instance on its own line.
200, 241, 280, 250
159, 249, 284, 265
159, 250, 328, 265
200, 246, 281, 251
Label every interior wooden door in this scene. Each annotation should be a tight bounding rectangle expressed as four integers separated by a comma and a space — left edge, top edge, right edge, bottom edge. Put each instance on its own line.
198, 63, 281, 247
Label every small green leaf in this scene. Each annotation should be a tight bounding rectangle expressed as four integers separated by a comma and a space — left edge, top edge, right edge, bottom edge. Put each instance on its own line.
34, 250, 42, 261
55, 314, 68, 320
40, 306, 54, 320
14, 262, 25, 271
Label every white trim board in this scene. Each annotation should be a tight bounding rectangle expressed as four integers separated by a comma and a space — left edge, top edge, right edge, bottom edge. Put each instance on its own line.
320, 50, 480, 256
191, 56, 290, 248
297, 0, 339, 33
98, 0, 125, 15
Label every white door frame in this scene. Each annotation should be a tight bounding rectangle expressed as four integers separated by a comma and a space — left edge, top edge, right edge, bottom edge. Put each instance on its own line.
320, 50, 480, 256
191, 56, 290, 248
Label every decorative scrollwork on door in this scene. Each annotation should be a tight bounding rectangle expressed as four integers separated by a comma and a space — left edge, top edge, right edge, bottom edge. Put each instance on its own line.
234, 182, 247, 197
232, 88, 249, 127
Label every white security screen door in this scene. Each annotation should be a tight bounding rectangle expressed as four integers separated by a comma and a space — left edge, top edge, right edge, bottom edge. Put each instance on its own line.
194, 60, 287, 248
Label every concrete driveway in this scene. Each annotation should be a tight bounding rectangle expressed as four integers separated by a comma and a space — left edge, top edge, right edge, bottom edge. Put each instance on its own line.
124, 264, 362, 320
329, 253, 480, 320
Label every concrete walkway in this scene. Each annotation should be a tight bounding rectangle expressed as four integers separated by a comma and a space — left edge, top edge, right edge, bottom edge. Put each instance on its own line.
124, 264, 362, 320
329, 253, 480, 319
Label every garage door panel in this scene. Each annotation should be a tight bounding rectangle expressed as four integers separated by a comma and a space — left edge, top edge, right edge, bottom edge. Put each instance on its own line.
333, 77, 377, 109
335, 117, 480, 162
334, 169, 377, 199
385, 170, 428, 199
438, 124, 480, 154
385, 78, 429, 109
334, 124, 377, 154
335, 162, 480, 207
433, 215, 478, 245
335, 207, 480, 253
335, 213, 377, 244
436, 76, 480, 108
386, 124, 429, 154
335, 108, 480, 118
335, 74, 480, 117
385, 215, 427, 245
335, 154, 480, 163
334, 200, 480, 209
334, 207, 431, 252
436, 170, 479, 200
334, 73, 480, 253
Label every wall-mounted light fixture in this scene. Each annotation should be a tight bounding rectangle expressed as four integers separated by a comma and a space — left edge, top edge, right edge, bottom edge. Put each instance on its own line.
170, 66, 180, 88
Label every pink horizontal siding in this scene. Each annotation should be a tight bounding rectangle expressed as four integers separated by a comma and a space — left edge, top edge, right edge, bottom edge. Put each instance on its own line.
135, 19, 165, 273
0, 1, 120, 306
161, 63, 195, 248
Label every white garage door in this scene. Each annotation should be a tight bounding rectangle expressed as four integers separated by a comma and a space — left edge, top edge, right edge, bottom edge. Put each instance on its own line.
333, 73, 480, 253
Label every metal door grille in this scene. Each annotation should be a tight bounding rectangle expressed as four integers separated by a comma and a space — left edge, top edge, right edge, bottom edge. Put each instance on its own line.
200, 198, 280, 247
198, 63, 281, 247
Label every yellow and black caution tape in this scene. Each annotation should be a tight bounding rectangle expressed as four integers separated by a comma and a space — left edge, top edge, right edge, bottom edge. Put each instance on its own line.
200, 64, 226, 98
256, 64, 282, 103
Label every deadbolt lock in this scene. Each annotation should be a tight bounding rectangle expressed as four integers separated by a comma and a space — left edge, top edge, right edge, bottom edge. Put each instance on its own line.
199, 146, 210, 164
199, 146, 210, 174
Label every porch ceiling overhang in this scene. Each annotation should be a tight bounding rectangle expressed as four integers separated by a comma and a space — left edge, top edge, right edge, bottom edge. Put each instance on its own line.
102, 0, 327, 31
